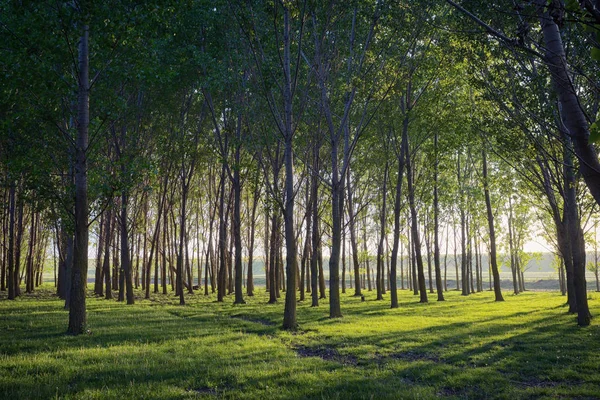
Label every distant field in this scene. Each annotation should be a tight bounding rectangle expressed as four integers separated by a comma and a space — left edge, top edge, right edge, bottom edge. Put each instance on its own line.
39, 253, 600, 293
0, 285, 599, 399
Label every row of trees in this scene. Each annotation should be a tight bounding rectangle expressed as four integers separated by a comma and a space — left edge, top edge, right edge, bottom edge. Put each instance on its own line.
1, 0, 598, 333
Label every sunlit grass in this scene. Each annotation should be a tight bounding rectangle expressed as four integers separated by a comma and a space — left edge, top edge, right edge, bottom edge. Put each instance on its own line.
0, 286, 599, 399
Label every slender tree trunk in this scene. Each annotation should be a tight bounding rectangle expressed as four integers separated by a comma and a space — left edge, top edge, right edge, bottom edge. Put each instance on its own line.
146, 180, 167, 299
563, 134, 591, 326
468, 220, 475, 294
161, 206, 168, 295
142, 200, 148, 292
1, 189, 7, 292
444, 224, 449, 291
433, 131, 444, 301
233, 116, 245, 305
281, 6, 297, 329
264, 208, 270, 293
405, 124, 427, 303
364, 223, 372, 292
376, 161, 388, 301
217, 165, 227, 302
135, 228, 142, 289
247, 184, 259, 297
594, 228, 600, 292
508, 196, 519, 295
121, 191, 134, 305
474, 237, 481, 293
113, 214, 120, 292
400, 238, 405, 290
409, 216, 417, 294
68, 25, 90, 335
7, 183, 15, 300
329, 143, 343, 317
268, 214, 279, 304
457, 153, 469, 296
318, 242, 326, 299
453, 222, 460, 291
227, 219, 234, 295
177, 185, 187, 305
342, 226, 346, 294
311, 159, 320, 307
103, 209, 113, 300
347, 169, 362, 297
425, 222, 433, 294
558, 258, 566, 295
94, 214, 105, 295
300, 184, 311, 301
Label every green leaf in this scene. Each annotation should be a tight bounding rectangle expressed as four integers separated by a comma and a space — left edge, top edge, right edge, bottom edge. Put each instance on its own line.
592, 47, 600, 62
565, 0, 579, 11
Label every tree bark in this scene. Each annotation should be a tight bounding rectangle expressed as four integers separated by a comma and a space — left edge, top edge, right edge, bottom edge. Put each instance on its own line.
433, 131, 444, 301
67, 25, 90, 335
376, 161, 388, 301
482, 148, 503, 301
534, 1, 600, 208
103, 208, 113, 300
508, 196, 519, 295
563, 134, 591, 326
404, 120, 427, 303
347, 168, 362, 297
7, 183, 15, 300
282, 6, 297, 328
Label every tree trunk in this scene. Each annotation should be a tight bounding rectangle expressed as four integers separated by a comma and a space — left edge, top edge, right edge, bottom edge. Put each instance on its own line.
563, 134, 591, 326
364, 223, 372, 292
347, 169, 362, 297
146, 176, 167, 299
94, 214, 104, 295
405, 123, 427, 303
328, 141, 343, 317
233, 117, 245, 305
318, 242, 326, 299
341, 226, 346, 294
121, 191, 134, 305
268, 213, 279, 304
482, 148, 504, 300
7, 183, 15, 300
103, 208, 113, 300
67, 25, 90, 335
301, 185, 311, 301
457, 153, 469, 296
376, 161, 388, 301
217, 165, 227, 302
177, 184, 187, 305
311, 156, 320, 307
246, 184, 259, 297
281, 6, 298, 329
535, 0, 600, 208
433, 131, 444, 301
508, 196, 519, 295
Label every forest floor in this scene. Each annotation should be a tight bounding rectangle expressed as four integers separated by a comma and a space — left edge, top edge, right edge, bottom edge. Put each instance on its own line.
1, 287, 599, 399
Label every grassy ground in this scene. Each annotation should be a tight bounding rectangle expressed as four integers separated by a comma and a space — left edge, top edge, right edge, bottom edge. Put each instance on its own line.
0, 287, 599, 399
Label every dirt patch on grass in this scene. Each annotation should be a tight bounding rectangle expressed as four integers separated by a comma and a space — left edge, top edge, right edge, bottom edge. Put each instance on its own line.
437, 387, 462, 397
294, 345, 358, 366
230, 314, 277, 326
188, 386, 218, 396
512, 377, 582, 389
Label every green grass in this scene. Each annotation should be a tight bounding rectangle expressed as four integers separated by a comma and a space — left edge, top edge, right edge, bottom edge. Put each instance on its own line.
0, 287, 599, 399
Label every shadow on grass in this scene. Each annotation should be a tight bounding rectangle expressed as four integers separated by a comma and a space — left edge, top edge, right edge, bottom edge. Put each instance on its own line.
1, 287, 599, 399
